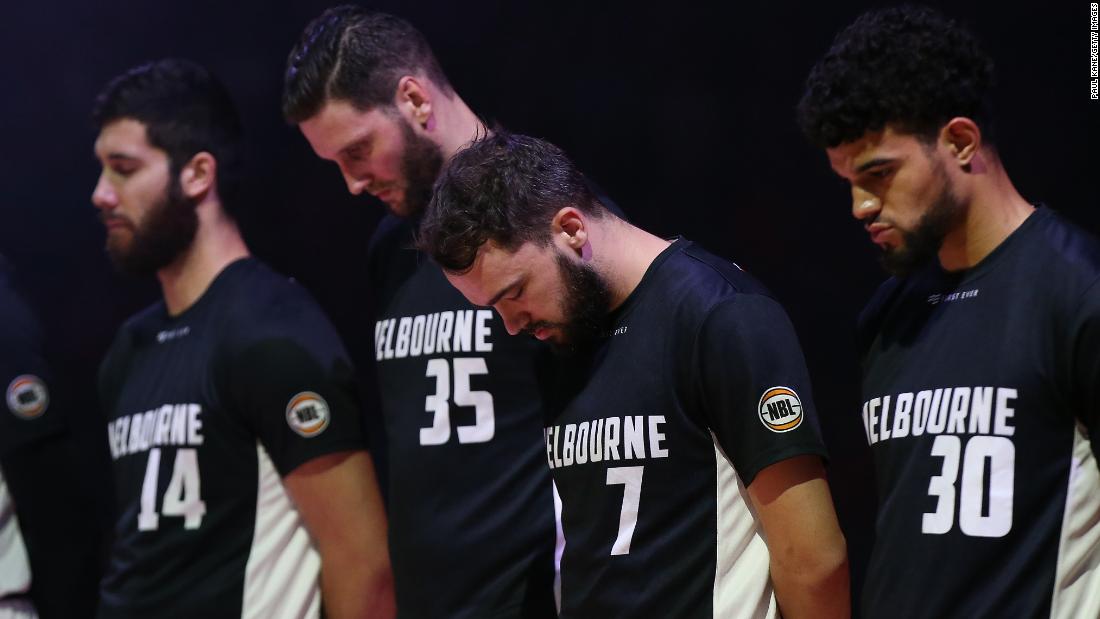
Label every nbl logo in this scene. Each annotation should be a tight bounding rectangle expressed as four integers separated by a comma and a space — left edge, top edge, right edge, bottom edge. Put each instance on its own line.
6, 374, 49, 419
285, 391, 331, 438
758, 386, 803, 433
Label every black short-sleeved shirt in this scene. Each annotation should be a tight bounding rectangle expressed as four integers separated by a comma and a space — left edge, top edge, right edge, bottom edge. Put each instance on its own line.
0, 257, 64, 603
548, 238, 827, 619
858, 207, 1100, 618
367, 215, 557, 619
97, 258, 367, 619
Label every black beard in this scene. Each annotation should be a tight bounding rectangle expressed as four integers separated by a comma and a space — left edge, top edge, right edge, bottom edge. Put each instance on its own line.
398, 115, 445, 218
107, 175, 199, 277
540, 252, 612, 355
881, 167, 965, 277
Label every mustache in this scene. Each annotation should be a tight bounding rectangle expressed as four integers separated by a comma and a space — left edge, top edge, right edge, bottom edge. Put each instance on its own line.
100, 212, 134, 227
521, 321, 559, 337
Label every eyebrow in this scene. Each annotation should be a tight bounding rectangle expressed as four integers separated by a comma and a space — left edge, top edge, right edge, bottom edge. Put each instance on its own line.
337, 136, 370, 158
103, 153, 141, 163
855, 157, 895, 174
486, 277, 524, 306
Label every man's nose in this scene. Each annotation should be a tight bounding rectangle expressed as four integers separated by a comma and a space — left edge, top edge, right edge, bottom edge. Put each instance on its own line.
851, 187, 880, 222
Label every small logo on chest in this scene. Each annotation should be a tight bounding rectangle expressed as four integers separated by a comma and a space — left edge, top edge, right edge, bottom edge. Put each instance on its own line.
156, 326, 191, 343
927, 289, 979, 306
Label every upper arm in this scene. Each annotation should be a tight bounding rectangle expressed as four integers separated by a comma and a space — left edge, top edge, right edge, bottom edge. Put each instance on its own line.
224, 331, 368, 476
746, 454, 843, 557
283, 450, 388, 556
0, 280, 65, 452
696, 295, 828, 484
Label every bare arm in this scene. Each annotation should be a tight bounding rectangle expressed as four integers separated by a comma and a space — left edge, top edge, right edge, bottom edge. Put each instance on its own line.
284, 450, 395, 619
747, 454, 849, 619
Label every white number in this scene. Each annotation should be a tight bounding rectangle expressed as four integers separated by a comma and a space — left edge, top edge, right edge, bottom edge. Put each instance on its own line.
420, 358, 495, 445
420, 359, 451, 445
606, 466, 644, 556
138, 448, 162, 531
921, 435, 1014, 537
921, 436, 960, 534
959, 436, 1014, 537
137, 448, 206, 531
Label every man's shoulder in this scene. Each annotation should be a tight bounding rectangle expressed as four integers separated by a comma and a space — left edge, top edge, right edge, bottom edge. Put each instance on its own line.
218, 260, 338, 344
1026, 207, 1100, 291
367, 214, 414, 265
667, 241, 778, 312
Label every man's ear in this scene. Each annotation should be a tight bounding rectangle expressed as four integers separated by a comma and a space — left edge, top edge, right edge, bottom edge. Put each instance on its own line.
552, 207, 588, 257
941, 117, 982, 168
179, 152, 217, 200
395, 75, 432, 129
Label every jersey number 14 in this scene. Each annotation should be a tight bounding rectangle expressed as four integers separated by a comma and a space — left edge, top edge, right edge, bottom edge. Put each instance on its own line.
138, 448, 206, 531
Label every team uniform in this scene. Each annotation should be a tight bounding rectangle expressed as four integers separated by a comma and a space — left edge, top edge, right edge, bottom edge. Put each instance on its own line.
97, 258, 367, 619
548, 238, 827, 618
858, 207, 1100, 618
0, 259, 55, 619
367, 215, 557, 619
1, 257, 105, 619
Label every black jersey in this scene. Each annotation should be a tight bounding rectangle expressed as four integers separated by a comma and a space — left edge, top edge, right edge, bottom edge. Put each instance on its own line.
0, 258, 61, 605
548, 239, 827, 619
97, 258, 367, 619
1, 257, 107, 618
367, 215, 556, 619
858, 207, 1100, 619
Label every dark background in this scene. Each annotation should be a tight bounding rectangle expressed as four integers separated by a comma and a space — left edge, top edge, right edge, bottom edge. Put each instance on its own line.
1, 0, 1096, 613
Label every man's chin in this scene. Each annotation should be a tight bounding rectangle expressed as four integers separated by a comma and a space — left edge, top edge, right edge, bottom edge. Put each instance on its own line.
385, 198, 420, 219
880, 244, 935, 277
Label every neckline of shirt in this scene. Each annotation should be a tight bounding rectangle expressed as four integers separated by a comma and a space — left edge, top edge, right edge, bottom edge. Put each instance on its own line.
160, 256, 255, 324
607, 236, 691, 327
932, 204, 1048, 287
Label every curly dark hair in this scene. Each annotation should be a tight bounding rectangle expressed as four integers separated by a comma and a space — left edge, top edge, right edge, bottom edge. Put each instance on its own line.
417, 132, 608, 273
282, 5, 453, 123
797, 5, 996, 148
92, 59, 246, 220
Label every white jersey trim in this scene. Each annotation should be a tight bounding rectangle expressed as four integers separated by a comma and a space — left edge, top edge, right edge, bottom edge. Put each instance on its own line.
0, 470, 31, 599
712, 435, 778, 619
552, 480, 564, 614
241, 443, 321, 619
1049, 423, 1100, 618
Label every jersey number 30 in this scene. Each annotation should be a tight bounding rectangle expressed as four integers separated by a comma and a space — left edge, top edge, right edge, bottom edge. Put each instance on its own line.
421, 358, 494, 445
138, 448, 206, 531
922, 435, 1014, 537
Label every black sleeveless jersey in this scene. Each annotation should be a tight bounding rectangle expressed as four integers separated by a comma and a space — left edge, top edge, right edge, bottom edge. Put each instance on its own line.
858, 207, 1100, 618
367, 215, 557, 619
97, 258, 368, 619
548, 239, 827, 618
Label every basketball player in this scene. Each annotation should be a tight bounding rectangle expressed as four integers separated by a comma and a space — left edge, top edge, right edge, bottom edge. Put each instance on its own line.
1, 256, 106, 619
283, 8, 558, 617
797, 6, 1100, 617
417, 131, 849, 618
91, 59, 393, 619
